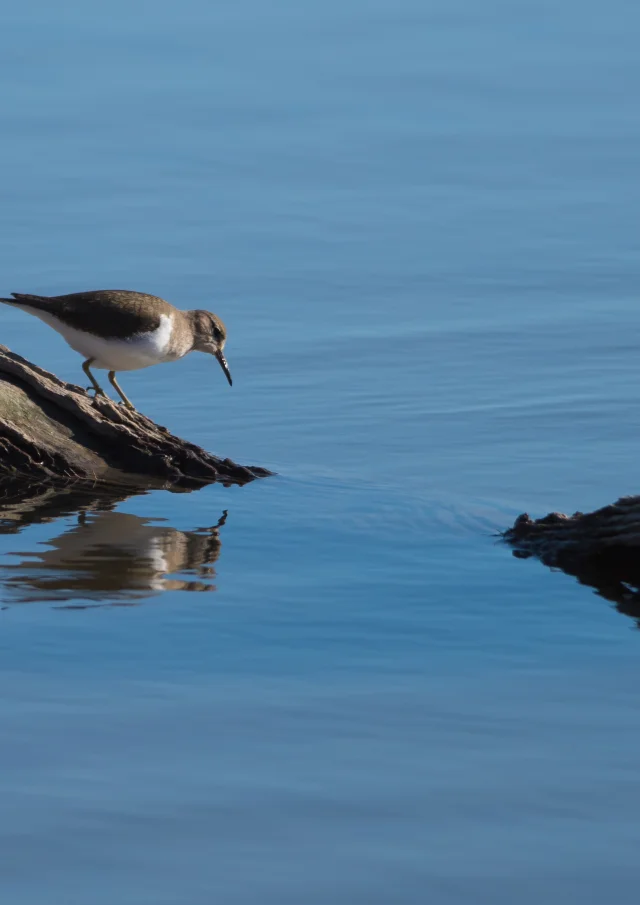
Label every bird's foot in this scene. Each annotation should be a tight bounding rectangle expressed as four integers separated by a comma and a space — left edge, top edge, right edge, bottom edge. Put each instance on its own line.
86, 386, 107, 398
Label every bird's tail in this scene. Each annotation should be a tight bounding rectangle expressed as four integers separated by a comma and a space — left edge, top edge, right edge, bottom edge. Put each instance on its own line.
0, 292, 51, 311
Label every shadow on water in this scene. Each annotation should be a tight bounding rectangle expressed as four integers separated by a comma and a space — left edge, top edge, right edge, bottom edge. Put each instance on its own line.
0, 481, 227, 606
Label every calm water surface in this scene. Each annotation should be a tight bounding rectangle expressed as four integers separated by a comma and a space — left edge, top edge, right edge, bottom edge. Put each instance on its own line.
1, 1, 640, 902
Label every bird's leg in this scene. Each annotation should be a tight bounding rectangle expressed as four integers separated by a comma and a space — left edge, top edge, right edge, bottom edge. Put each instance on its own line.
108, 371, 136, 410
82, 359, 107, 398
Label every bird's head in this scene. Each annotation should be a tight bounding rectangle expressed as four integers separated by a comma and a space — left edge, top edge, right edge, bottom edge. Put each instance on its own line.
190, 310, 232, 386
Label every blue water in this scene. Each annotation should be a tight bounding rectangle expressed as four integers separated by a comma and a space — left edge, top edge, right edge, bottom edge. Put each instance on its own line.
1, 1, 640, 902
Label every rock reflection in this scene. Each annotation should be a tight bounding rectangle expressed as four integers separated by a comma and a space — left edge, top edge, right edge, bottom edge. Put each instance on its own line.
0, 482, 227, 605
512, 546, 640, 627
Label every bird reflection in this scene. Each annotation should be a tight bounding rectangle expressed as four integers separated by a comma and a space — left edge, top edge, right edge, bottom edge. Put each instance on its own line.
0, 483, 228, 606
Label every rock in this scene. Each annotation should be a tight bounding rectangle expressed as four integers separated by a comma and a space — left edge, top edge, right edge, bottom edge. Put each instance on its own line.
0, 345, 272, 489
503, 495, 640, 625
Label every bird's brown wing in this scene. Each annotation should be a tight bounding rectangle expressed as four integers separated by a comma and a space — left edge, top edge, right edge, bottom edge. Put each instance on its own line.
5, 290, 173, 339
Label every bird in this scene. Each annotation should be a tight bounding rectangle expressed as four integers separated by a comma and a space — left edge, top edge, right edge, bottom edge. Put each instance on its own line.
0, 289, 232, 411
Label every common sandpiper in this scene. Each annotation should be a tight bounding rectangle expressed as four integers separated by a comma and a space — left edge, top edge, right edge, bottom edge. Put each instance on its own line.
0, 289, 232, 410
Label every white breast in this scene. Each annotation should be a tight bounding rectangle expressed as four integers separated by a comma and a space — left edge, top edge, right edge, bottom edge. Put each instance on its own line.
25, 309, 177, 372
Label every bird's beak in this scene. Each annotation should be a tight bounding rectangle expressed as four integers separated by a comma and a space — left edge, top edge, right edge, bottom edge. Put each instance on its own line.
215, 349, 233, 386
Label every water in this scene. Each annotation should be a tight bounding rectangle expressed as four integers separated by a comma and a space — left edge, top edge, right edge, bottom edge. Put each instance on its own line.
1, 1, 639, 902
